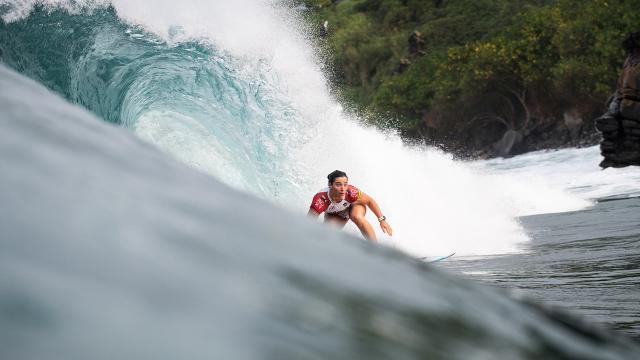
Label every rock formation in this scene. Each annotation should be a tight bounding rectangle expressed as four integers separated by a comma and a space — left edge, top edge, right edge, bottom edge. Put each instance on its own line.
595, 31, 640, 168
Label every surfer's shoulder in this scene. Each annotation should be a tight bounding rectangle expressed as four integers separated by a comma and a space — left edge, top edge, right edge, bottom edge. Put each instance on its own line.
346, 184, 361, 202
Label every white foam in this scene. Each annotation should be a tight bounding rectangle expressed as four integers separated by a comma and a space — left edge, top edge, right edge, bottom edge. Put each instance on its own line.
473, 147, 640, 203
298, 112, 536, 256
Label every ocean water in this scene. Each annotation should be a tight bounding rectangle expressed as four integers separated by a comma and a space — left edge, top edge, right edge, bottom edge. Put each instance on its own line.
446, 148, 640, 339
1, 1, 640, 358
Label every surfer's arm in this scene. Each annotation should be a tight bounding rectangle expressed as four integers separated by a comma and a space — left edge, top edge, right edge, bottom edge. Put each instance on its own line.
307, 208, 321, 218
358, 193, 393, 236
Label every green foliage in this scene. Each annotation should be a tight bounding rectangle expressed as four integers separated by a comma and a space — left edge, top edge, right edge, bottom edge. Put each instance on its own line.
434, 5, 560, 104
303, 0, 640, 136
550, 0, 637, 100
374, 53, 441, 116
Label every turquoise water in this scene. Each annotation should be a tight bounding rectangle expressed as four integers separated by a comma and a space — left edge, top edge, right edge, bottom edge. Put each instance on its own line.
1, 4, 302, 198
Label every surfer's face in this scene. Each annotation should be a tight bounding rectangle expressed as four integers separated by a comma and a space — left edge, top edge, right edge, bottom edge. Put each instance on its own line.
329, 176, 348, 200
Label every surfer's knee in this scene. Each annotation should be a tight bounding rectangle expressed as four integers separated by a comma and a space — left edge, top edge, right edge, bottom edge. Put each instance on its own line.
349, 206, 367, 226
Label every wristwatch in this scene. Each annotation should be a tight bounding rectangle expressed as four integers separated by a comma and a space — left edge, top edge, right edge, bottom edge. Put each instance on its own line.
378, 215, 386, 222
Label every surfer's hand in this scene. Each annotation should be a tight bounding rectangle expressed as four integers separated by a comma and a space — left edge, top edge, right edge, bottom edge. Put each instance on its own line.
380, 221, 393, 236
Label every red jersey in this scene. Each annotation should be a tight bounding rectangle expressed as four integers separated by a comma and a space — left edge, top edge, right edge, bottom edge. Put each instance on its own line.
310, 185, 361, 214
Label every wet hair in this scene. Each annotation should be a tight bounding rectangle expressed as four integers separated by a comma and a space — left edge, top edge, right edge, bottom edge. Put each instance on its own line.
622, 31, 640, 54
327, 170, 348, 184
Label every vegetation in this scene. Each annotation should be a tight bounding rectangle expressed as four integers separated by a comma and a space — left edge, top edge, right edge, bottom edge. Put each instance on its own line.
300, 0, 640, 156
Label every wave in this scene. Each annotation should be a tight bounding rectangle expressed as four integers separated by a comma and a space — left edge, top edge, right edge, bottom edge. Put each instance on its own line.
0, 0, 600, 256
1, 3, 306, 199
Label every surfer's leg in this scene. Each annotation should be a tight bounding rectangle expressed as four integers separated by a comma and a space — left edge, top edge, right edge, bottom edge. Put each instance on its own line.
349, 204, 377, 242
324, 213, 348, 229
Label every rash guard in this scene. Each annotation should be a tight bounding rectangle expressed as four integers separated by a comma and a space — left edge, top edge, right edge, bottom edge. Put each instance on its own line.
310, 185, 361, 215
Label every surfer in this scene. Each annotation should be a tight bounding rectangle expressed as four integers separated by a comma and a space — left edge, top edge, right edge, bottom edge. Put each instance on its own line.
307, 170, 393, 242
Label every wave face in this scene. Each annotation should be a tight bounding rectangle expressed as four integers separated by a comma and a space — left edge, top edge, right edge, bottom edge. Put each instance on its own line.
0, 2, 306, 200
0, 0, 619, 257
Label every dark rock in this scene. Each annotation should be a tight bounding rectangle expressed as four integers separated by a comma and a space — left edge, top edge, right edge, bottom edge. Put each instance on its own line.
599, 158, 627, 168
595, 115, 619, 132
621, 118, 640, 128
596, 30, 640, 168
600, 140, 617, 152
601, 130, 619, 138
620, 99, 640, 119
617, 150, 640, 162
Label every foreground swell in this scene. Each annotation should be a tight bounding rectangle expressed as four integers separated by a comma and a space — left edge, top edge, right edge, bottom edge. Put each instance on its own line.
1, 65, 639, 359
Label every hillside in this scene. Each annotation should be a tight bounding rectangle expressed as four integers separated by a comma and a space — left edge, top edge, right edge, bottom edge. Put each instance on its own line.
301, 0, 639, 157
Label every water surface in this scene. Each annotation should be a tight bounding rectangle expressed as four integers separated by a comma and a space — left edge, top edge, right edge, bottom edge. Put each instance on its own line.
444, 197, 640, 338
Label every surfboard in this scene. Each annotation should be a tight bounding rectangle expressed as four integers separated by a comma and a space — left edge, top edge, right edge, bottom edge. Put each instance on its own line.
421, 252, 455, 263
